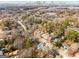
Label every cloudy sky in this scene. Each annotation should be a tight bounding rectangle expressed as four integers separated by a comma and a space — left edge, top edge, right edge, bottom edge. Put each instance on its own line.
0, 0, 79, 1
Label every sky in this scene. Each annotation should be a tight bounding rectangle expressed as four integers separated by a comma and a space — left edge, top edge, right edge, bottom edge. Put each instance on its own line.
0, 0, 79, 1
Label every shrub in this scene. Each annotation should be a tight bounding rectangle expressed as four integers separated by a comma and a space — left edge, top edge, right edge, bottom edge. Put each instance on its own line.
62, 19, 70, 27
24, 38, 33, 48
5, 39, 14, 45
0, 39, 5, 48
42, 20, 55, 33
65, 29, 79, 41
53, 26, 64, 37
53, 39, 62, 48
22, 15, 28, 20
53, 21, 65, 37
53, 19, 75, 38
